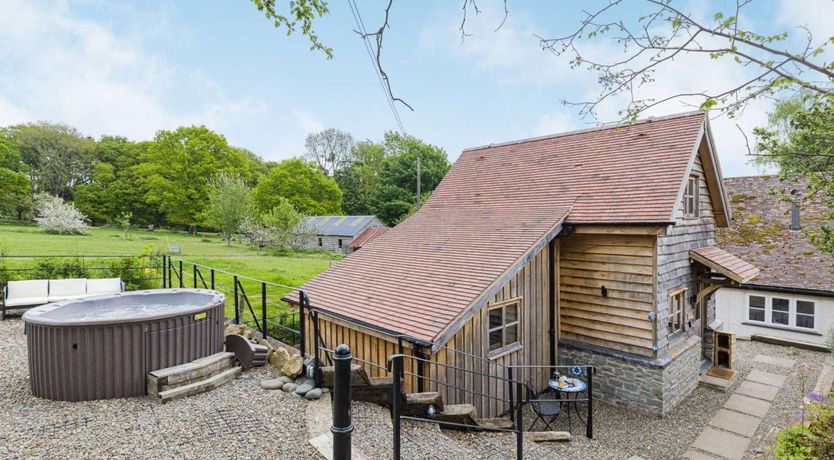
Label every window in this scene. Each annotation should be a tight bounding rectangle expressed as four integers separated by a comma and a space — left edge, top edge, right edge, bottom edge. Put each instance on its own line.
488, 300, 520, 353
318, 238, 322, 247
338, 239, 343, 248
668, 289, 686, 335
683, 175, 699, 218
771, 297, 790, 325
797, 301, 815, 329
748, 295, 765, 322
746, 294, 817, 331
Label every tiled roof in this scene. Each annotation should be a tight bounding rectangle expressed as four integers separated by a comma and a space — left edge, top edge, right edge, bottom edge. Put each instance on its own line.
292, 112, 711, 343
301, 216, 380, 237
348, 226, 389, 249
717, 175, 834, 292
690, 246, 759, 283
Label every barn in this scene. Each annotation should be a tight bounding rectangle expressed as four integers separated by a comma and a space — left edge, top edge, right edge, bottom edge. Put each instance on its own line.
286, 112, 759, 417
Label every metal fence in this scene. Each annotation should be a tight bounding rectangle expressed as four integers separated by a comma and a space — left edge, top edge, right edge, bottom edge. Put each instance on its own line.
0, 254, 163, 292
162, 256, 303, 348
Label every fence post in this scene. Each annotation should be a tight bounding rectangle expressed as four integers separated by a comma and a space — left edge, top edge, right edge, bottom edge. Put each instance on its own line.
233, 276, 240, 324
508, 367, 515, 425
162, 255, 167, 288
193, 264, 197, 289
298, 291, 307, 358
515, 381, 524, 460
167, 258, 173, 288
397, 338, 404, 382
392, 355, 402, 460
178, 260, 183, 288
210, 269, 215, 290
415, 345, 425, 393
313, 311, 321, 385
587, 366, 593, 440
332, 344, 354, 460
261, 282, 267, 339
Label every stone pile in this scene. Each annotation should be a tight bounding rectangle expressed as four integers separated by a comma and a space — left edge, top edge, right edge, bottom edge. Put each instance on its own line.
222, 324, 324, 400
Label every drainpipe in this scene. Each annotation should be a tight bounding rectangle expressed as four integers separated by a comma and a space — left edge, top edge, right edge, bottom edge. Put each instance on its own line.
548, 239, 557, 370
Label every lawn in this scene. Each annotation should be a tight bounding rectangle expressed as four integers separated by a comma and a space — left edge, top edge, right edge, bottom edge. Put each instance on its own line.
0, 224, 340, 338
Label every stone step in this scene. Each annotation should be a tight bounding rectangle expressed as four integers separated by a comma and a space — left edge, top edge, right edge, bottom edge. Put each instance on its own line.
524, 431, 571, 443
155, 366, 242, 404
474, 417, 514, 431
147, 352, 237, 396
698, 373, 732, 392
434, 403, 479, 429
403, 392, 444, 416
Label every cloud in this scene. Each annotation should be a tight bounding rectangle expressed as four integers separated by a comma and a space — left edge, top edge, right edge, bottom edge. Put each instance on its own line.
0, 0, 280, 153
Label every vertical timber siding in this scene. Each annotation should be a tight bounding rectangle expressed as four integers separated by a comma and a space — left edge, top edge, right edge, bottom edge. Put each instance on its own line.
656, 142, 717, 351
432, 244, 553, 418
559, 232, 656, 356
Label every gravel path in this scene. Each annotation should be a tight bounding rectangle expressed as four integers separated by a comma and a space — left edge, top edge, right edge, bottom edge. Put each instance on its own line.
0, 319, 320, 460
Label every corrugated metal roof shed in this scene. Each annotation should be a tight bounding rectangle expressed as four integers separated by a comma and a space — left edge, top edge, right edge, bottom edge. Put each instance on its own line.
301, 216, 380, 237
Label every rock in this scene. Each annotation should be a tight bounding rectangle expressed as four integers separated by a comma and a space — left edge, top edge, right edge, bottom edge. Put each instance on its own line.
321, 388, 330, 395
224, 324, 246, 336
305, 388, 322, 400
259, 378, 284, 390
254, 337, 273, 350
295, 376, 306, 385
269, 347, 291, 370
278, 376, 294, 384
282, 383, 298, 393
281, 355, 304, 379
294, 383, 314, 395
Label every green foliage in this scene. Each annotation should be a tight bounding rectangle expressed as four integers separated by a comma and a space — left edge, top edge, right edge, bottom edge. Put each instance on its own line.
117, 212, 132, 239
773, 403, 834, 459
30, 258, 88, 279
7, 122, 95, 198
755, 95, 834, 260
252, 158, 342, 215
336, 141, 386, 215
204, 172, 252, 245
137, 126, 255, 228
0, 168, 31, 220
250, 0, 333, 58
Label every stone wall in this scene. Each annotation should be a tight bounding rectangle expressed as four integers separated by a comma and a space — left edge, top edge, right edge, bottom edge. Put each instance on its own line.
559, 335, 701, 417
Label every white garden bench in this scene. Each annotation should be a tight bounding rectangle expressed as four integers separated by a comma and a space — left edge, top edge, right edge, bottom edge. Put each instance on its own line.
2, 278, 124, 320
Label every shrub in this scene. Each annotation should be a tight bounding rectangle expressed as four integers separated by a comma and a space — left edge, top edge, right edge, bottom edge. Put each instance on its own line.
31, 258, 88, 279
33, 193, 89, 235
773, 401, 834, 459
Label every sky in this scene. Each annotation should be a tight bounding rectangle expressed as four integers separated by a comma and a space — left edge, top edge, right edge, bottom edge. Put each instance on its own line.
0, 0, 832, 177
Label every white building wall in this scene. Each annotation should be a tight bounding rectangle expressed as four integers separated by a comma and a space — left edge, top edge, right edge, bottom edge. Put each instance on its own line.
716, 287, 834, 346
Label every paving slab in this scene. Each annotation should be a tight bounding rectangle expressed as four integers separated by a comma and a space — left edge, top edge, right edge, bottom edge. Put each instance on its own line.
736, 380, 781, 401
693, 428, 750, 460
754, 354, 796, 369
684, 450, 721, 460
724, 394, 771, 418
709, 409, 761, 437
746, 369, 787, 387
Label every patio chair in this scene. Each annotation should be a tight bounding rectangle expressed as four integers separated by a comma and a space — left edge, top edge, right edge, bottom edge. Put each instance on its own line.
526, 379, 560, 431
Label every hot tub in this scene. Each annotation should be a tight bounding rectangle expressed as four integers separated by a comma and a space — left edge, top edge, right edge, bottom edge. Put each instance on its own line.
23, 289, 225, 401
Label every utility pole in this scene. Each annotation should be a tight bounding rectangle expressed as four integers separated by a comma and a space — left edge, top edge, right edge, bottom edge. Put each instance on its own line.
416, 155, 421, 209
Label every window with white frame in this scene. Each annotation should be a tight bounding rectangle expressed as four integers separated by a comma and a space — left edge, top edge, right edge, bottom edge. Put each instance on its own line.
683, 175, 700, 218
746, 294, 817, 330
488, 300, 520, 353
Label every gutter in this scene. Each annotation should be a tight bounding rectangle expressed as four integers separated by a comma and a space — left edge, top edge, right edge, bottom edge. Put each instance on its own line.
728, 283, 834, 299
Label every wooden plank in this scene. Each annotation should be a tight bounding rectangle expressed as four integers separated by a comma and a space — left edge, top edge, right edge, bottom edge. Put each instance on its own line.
561, 258, 655, 276
566, 234, 655, 248
561, 284, 654, 303
561, 251, 654, 266
560, 307, 652, 331
560, 317, 653, 340
559, 300, 652, 320
572, 224, 666, 235
560, 329, 654, 355
561, 267, 654, 285
560, 291, 653, 311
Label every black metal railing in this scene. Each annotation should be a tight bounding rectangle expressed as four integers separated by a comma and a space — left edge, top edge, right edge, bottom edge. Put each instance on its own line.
162, 256, 302, 348
0, 254, 163, 293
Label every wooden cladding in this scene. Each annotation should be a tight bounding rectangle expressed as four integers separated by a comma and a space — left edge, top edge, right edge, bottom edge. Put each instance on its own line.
560, 233, 656, 356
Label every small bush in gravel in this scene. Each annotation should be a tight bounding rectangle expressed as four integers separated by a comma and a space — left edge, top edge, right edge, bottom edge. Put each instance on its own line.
773, 400, 834, 459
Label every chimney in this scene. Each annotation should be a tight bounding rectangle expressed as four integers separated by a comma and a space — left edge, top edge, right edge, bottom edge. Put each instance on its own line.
789, 189, 801, 231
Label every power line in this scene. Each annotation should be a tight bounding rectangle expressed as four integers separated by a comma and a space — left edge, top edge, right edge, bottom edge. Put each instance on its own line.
346, 0, 406, 134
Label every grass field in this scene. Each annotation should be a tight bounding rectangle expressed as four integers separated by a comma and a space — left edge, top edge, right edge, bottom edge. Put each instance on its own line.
0, 224, 341, 337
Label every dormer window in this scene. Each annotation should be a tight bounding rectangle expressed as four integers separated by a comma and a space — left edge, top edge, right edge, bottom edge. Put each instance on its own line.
683, 175, 699, 218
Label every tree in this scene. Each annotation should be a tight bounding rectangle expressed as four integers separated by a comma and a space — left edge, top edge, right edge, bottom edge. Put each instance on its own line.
755, 95, 834, 256
239, 197, 307, 251
33, 193, 89, 235
73, 162, 117, 224
204, 172, 252, 246
252, 158, 342, 215
370, 132, 450, 225
252, 1, 834, 121
137, 126, 253, 228
249, 0, 333, 57
304, 128, 354, 176
0, 168, 31, 220
336, 141, 387, 215
8, 123, 95, 198
0, 131, 27, 172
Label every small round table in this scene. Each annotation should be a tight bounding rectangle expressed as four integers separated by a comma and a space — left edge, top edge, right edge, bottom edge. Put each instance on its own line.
547, 377, 588, 431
